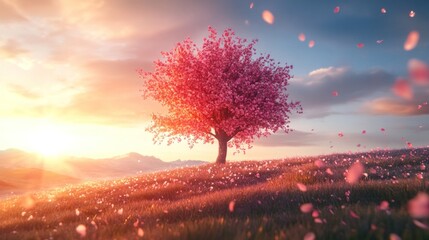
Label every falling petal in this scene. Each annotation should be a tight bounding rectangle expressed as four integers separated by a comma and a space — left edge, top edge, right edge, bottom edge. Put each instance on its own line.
346, 162, 364, 184
75, 209, 80, 216
381, 128, 385, 132
297, 183, 307, 192
414, 220, 429, 229
304, 232, 316, 240
376, 40, 384, 44
332, 91, 339, 96
404, 31, 419, 51
250, 2, 254, 9
357, 43, 364, 48
381, 8, 387, 14
390, 233, 402, 240
229, 200, 235, 212
76, 224, 86, 238
408, 59, 429, 85
334, 6, 340, 14
408, 192, 429, 218
338, 132, 344, 137
362, 130, 366, 134
300, 203, 313, 213
409, 11, 416, 18
138, 228, 145, 237
314, 159, 324, 168
117, 208, 123, 215
312, 210, 319, 218
298, 33, 306, 42
262, 10, 275, 24
308, 40, 315, 48
407, 142, 413, 148
379, 201, 389, 211
326, 168, 334, 175
392, 78, 413, 100
350, 210, 360, 219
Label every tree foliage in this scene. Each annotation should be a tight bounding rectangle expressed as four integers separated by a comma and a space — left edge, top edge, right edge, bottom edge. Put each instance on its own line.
141, 27, 302, 163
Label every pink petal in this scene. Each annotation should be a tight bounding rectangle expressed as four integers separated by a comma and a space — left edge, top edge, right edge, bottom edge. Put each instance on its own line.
381, 8, 387, 14
338, 132, 344, 137
76, 224, 87, 238
404, 31, 419, 51
308, 40, 315, 48
409, 11, 416, 18
138, 228, 145, 237
250, 2, 254, 9
408, 192, 429, 218
298, 33, 306, 42
262, 10, 275, 24
390, 233, 402, 240
357, 43, 364, 48
304, 232, 316, 240
392, 78, 413, 100
332, 91, 339, 96
297, 183, 307, 192
346, 162, 364, 184
229, 200, 235, 212
334, 6, 340, 14
300, 203, 313, 213
408, 59, 429, 85
379, 201, 389, 211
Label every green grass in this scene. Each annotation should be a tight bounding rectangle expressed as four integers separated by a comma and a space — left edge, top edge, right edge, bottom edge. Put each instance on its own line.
1, 148, 429, 239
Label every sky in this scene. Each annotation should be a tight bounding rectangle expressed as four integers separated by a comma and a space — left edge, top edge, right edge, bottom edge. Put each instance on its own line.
0, 0, 428, 162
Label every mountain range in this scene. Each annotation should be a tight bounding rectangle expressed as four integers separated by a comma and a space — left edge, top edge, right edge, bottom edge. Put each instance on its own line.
0, 149, 206, 197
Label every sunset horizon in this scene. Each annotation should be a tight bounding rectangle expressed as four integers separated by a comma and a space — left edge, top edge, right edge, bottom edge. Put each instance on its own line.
1, 1, 428, 162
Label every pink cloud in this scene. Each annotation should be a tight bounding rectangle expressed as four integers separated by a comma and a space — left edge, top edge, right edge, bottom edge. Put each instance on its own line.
364, 98, 429, 116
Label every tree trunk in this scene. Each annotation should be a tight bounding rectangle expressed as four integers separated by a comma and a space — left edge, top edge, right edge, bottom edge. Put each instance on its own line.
215, 137, 228, 164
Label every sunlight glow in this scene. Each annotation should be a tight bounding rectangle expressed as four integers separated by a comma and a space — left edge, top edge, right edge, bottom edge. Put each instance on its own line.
25, 124, 75, 157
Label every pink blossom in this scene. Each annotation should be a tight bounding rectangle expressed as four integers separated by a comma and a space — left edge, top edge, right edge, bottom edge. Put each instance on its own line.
346, 162, 364, 184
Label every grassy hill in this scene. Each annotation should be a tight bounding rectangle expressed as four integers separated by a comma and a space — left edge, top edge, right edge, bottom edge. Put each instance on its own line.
1, 148, 429, 239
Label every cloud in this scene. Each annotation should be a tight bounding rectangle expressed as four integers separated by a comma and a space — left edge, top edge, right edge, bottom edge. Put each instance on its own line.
289, 67, 395, 117
0, 39, 27, 58
0, 0, 25, 22
8, 84, 40, 99
363, 97, 429, 116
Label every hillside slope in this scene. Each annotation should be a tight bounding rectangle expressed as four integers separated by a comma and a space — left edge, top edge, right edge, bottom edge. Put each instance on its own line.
0, 148, 429, 239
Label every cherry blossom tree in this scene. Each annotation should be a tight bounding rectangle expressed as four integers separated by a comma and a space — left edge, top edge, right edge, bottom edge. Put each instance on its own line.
140, 27, 302, 164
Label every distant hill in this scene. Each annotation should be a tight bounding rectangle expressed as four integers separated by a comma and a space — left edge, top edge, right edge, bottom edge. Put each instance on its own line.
0, 149, 207, 196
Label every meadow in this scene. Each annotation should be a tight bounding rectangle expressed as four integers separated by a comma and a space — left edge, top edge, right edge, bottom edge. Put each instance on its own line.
1, 148, 429, 240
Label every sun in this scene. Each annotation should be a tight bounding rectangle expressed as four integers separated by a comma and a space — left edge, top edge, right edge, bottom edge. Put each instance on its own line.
25, 124, 75, 157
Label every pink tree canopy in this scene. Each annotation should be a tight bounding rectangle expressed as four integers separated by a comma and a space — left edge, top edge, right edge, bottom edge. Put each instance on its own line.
140, 27, 302, 163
